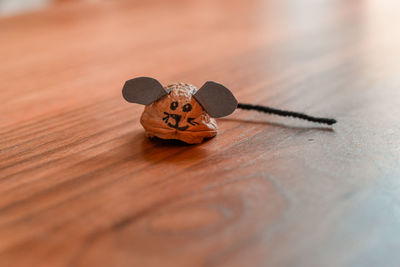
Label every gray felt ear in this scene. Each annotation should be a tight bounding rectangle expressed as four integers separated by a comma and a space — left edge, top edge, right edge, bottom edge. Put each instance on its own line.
122, 77, 168, 105
193, 81, 238, 118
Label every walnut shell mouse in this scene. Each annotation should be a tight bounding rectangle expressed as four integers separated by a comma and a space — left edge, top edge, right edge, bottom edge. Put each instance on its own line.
122, 77, 238, 144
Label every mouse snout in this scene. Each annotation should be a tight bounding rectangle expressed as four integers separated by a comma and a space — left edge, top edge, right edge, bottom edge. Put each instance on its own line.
170, 114, 181, 121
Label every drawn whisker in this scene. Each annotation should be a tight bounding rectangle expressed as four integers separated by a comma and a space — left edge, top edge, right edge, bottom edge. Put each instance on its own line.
162, 112, 170, 122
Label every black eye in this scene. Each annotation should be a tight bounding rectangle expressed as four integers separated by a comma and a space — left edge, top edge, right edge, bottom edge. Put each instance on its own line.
182, 103, 192, 112
170, 101, 178, 110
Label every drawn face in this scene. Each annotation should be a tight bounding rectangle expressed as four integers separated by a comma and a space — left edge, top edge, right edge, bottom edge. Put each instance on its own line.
162, 100, 198, 131
140, 83, 218, 143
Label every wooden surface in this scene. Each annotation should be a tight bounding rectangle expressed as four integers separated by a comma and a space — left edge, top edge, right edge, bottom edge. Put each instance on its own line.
1, 0, 400, 266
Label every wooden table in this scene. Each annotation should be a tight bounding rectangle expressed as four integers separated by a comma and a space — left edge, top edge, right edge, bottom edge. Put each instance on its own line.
1, 0, 400, 266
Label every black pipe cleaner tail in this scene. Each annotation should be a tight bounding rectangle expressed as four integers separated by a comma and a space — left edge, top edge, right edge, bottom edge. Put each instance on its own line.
237, 103, 337, 125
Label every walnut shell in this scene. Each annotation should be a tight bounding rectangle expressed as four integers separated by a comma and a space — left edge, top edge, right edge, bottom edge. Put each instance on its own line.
140, 82, 218, 144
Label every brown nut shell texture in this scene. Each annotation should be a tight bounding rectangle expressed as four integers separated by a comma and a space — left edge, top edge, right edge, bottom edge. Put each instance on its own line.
140, 83, 218, 144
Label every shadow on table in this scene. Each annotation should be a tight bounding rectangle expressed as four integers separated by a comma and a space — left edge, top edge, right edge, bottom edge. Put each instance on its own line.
136, 133, 211, 164
219, 118, 335, 132
130, 117, 335, 163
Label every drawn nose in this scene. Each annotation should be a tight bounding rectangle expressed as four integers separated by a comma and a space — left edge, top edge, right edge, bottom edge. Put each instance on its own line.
170, 114, 181, 123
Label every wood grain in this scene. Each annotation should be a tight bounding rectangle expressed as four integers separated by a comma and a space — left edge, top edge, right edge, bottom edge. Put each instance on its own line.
1, 0, 400, 266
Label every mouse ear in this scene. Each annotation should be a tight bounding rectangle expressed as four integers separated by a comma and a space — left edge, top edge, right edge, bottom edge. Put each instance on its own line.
122, 77, 168, 105
193, 81, 238, 118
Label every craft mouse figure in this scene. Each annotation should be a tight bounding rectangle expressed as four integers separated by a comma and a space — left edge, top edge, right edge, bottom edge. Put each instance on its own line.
122, 77, 238, 144
122, 77, 336, 144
